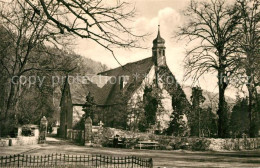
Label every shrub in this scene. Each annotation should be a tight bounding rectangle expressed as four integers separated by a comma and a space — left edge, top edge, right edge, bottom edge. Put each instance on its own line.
125, 138, 137, 149
21, 127, 32, 136
191, 138, 210, 151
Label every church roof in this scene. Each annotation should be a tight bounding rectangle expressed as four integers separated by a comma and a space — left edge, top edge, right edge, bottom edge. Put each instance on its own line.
98, 57, 154, 105
69, 57, 154, 106
69, 75, 115, 105
98, 57, 153, 76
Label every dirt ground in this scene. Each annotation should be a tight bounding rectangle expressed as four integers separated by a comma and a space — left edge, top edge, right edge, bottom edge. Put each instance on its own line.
0, 137, 260, 167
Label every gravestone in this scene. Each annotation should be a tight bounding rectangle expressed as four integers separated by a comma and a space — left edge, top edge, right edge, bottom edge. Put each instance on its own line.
99, 121, 104, 128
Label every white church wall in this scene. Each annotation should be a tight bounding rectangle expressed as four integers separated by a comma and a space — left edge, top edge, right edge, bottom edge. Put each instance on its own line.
127, 65, 174, 131
129, 65, 156, 106
127, 66, 156, 127
156, 88, 173, 130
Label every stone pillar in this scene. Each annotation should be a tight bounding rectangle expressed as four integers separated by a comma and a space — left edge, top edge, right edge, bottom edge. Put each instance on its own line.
84, 117, 92, 146
39, 116, 48, 143
17, 127, 22, 137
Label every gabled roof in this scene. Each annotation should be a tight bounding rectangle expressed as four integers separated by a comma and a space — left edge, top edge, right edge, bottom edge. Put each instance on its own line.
70, 76, 115, 105
69, 57, 154, 106
100, 57, 154, 105
98, 57, 153, 76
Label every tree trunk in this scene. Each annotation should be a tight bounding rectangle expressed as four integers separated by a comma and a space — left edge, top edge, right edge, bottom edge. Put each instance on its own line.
254, 87, 259, 134
247, 85, 255, 137
1, 79, 19, 136
5, 82, 15, 118
217, 70, 228, 138
198, 109, 201, 137
245, 61, 258, 137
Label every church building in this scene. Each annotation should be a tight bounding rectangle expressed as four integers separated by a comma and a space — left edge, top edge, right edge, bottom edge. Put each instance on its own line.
59, 26, 190, 137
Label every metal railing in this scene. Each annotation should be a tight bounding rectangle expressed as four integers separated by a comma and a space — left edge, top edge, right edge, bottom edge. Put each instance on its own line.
0, 153, 153, 168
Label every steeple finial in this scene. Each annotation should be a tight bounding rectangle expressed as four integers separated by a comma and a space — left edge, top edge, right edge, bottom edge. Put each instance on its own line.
157, 25, 160, 37
153, 24, 165, 45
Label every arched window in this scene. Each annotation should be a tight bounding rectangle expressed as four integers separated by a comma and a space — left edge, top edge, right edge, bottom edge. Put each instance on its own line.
120, 76, 124, 90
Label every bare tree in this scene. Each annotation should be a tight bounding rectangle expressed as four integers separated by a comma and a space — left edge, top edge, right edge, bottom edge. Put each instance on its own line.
235, 0, 260, 137
0, 0, 145, 136
24, 0, 145, 59
0, 0, 75, 136
177, 0, 240, 138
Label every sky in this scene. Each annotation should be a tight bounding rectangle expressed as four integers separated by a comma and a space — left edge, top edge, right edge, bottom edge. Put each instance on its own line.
72, 0, 239, 98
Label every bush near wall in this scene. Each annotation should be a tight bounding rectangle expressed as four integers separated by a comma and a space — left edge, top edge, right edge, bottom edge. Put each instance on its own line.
105, 128, 260, 151
67, 127, 260, 151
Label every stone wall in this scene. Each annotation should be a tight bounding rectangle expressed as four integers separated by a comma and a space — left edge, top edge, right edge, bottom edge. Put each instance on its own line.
208, 138, 260, 151
0, 125, 40, 147
96, 128, 260, 151
148, 136, 260, 151
65, 126, 260, 151
0, 136, 39, 147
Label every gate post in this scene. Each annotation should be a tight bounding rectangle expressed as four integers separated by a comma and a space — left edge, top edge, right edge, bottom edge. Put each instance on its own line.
84, 117, 92, 146
39, 116, 48, 143
149, 158, 153, 168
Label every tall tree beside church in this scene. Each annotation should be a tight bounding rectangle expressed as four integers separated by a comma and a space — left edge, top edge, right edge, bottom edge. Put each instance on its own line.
235, 0, 260, 137
177, 0, 240, 138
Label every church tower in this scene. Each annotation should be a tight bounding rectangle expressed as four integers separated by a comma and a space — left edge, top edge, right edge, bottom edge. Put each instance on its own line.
152, 25, 166, 67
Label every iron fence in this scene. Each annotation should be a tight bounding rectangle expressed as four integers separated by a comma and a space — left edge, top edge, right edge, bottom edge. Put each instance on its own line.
0, 153, 153, 168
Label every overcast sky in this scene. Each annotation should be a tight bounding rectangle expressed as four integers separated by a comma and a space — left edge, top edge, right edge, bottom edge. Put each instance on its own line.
72, 0, 240, 98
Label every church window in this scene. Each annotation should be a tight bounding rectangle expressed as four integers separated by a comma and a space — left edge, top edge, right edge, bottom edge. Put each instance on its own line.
120, 76, 128, 90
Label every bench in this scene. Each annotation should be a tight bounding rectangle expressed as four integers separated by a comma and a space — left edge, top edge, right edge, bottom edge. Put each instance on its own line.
137, 141, 159, 149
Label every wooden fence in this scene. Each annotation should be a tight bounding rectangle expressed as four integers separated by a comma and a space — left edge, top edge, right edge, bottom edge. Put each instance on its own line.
0, 153, 153, 168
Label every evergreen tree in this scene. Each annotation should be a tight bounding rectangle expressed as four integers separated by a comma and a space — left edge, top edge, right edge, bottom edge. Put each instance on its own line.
82, 92, 95, 120
166, 91, 188, 136
229, 97, 249, 137
200, 107, 218, 137
139, 86, 159, 132
190, 86, 205, 137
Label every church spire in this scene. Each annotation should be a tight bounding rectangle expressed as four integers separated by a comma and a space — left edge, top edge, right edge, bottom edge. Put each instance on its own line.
153, 25, 165, 46
157, 25, 161, 37
152, 25, 166, 67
